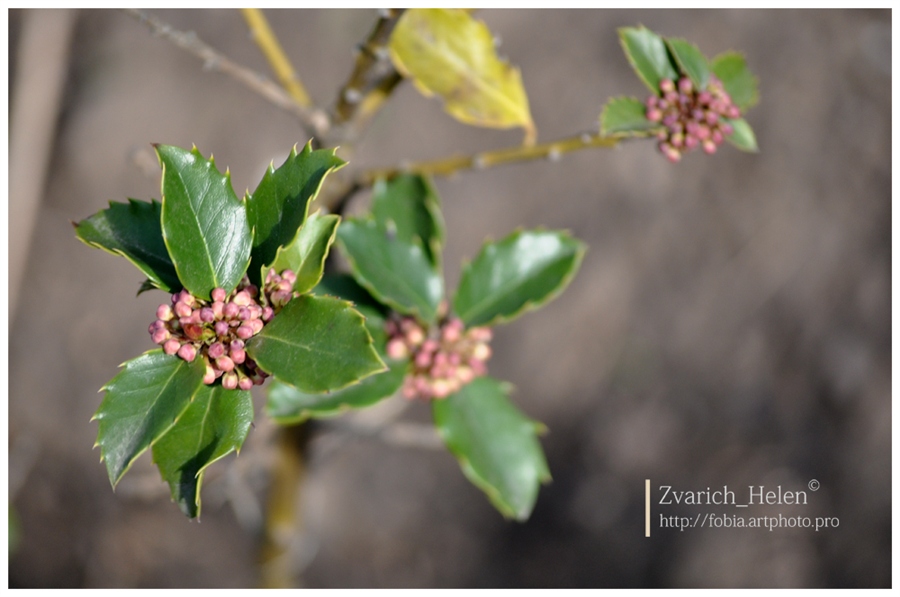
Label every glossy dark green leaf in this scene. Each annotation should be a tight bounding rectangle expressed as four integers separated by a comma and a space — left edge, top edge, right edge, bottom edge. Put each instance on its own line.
93, 350, 206, 486
247, 143, 345, 286
74, 199, 180, 292
600, 96, 663, 137
246, 294, 386, 394
433, 377, 550, 521
265, 211, 340, 295
152, 385, 253, 518
724, 117, 759, 152
453, 229, 586, 327
157, 145, 252, 299
337, 219, 444, 323
618, 26, 678, 94
312, 274, 389, 343
371, 174, 445, 268
665, 38, 710, 90
711, 51, 759, 111
267, 359, 405, 424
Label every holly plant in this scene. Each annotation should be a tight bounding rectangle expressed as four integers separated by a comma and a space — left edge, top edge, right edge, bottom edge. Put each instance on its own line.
75, 143, 385, 517
270, 174, 586, 520
74, 12, 759, 523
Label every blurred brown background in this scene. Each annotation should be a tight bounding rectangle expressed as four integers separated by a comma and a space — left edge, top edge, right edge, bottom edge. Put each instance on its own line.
8, 9, 890, 588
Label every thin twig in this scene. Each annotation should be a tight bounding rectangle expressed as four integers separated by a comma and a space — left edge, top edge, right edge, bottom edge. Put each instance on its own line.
359, 131, 623, 185
240, 8, 312, 108
330, 9, 406, 141
124, 9, 329, 138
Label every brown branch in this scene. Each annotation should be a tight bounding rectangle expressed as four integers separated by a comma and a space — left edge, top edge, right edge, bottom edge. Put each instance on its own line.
359, 131, 623, 186
329, 9, 406, 141
124, 9, 329, 138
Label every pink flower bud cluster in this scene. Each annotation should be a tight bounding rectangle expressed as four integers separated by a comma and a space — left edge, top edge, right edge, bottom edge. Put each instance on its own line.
385, 315, 493, 400
645, 75, 740, 163
148, 269, 298, 389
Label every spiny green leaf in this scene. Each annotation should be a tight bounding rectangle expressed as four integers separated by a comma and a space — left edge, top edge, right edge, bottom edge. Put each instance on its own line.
433, 377, 550, 521
453, 229, 586, 327
247, 142, 345, 286
600, 96, 664, 137
618, 26, 678, 94
93, 350, 206, 487
337, 219, 444, 324
246, 295, 386, 394
371, 174, 445, 269
74, 199, 181, 293
390, 8, 536, 144
266, 359, 406, 424
264, 210, 340, 295
157, 145, 252, 299
313, 274, 389, 343
711, 51, 759, 111
152, 385, 253, 518
724, 117, 759, 152
665, 38, 710, 90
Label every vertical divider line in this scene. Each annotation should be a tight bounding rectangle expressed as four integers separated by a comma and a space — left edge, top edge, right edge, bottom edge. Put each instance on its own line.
645, 479, 651, 537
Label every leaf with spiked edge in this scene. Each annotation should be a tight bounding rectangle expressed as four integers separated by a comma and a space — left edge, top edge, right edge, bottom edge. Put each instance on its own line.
247, 294, 386, 394
665, 38, 711, 90
246, 142, 345, 287
152, 385, 253, 518
619, 26, 679, 95
263, 210, 340, 296
157, 145, 252, 300
600, 96, 664, 137
433, 376, 550, 521
74, 199, 181, 293
723, 117, 759, 152
266, 359, 405, 424
711, 51, 759, 111
337, 218, 444, 324
453, 229, 586, 328
93, 349, 206, 487
371, 174, 445, 269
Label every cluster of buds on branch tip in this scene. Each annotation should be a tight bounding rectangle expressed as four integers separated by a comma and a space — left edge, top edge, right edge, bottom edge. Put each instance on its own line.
148, 269, 298, 390
385, 314, 493, 400
646, 75, 740, 163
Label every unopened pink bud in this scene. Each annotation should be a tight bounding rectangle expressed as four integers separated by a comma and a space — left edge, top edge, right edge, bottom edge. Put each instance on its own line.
726, 105, 741, 119
236, 325, 254, 340
177, 343, 197, 362
223, 302, 239, 318
262, 306, 274, 321
469, 327, 492, 342
238, 376, 253, 391
702, 139, 717, 154
156, 304, 174, 321
203, 363, 216, 385
646, 108, 662, 122
211, 301, 225, 318
149, 319, 166, 334
415, 350, 432, 369
222, 371, 238, 390
678, 77, 693, 94
174, 301, 193, 318
216, 355, 235, 372
281, 270, 297, 285
660, 78, 675, 93
386, 338, 409, 360
214, 320, 230, 336
238, 307, 251, 321
472, 343, 492, 362
406, 327, 425, 346
422, 339, 439, 355
245, 284, 259, 298
211, 287, 227, 303
230, 345, 246, 365
199, 307, 215, 323
151, 328, 170, 345
457, 365, 475, 384
163, 338, 181, 355
232, 290, 252, 306
208, 341, 226, 359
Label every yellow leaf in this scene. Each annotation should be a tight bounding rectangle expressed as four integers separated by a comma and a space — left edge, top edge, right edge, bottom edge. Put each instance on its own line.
389, 9, 536, 145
